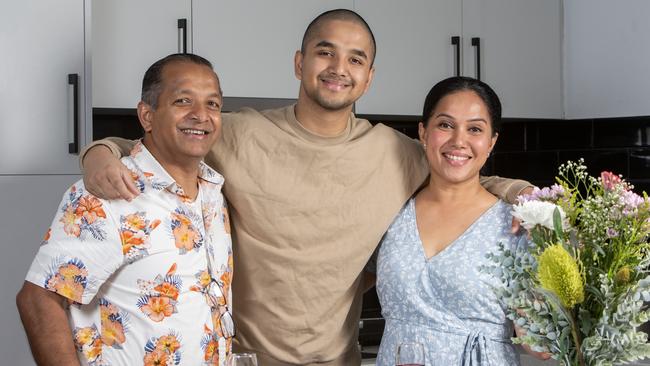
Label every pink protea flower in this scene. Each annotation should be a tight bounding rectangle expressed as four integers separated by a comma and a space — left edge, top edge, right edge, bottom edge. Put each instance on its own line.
601, 171, 622, 191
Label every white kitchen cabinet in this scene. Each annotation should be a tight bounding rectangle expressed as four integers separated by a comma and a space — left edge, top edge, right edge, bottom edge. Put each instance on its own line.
0, 0, 90, 174
462, 0, 563, 119
354, 0, 563, 119
564, 0, 650, 119
0, 175, 81, 366
192, 0, 353, 99
354, 0, 461, 117
92, 0, 192, 108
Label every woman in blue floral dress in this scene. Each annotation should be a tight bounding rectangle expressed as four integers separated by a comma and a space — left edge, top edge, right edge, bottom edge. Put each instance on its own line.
373, 77, 542, 366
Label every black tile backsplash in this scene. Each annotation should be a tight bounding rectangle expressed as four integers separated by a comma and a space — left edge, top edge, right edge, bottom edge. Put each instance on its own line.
593, 116, 650, 148
93, 108, 142, 141
535, 120, 593, 150
493, 151, 559, 180
630, 149, 650, 179
560, 150, 630, 177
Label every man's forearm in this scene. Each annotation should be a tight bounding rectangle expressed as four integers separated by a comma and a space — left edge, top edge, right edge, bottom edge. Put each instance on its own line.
480, 175, 533, 204
80, 137, 135, 170
16, 282, 81, 366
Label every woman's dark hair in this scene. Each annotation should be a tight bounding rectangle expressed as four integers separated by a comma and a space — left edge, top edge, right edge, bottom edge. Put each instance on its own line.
421, 76, 501, 136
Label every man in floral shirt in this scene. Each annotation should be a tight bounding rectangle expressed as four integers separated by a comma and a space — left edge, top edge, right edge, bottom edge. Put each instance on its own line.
16, 53, 234, 366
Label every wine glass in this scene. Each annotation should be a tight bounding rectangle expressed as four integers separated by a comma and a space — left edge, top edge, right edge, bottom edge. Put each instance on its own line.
228, 352, 258, 366
396, 341, 425, 366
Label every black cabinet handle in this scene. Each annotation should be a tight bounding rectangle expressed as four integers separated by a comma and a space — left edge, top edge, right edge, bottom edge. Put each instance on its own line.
68, 74, 79, 154
451, 36, 461, 77
471, 37, 481, 80
178, 18, 187, 54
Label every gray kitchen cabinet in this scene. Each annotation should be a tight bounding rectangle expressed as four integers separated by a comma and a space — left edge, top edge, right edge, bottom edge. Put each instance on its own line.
564, 0, 650, 119
192, 0, 353, 99
0, 175, 81, 366
1, 0, 90, 174
1, 1, 90, 363
92, 0, 192, 108
354, 0, 563, 119
462, 0, 563, 119
353, 0, 461, 117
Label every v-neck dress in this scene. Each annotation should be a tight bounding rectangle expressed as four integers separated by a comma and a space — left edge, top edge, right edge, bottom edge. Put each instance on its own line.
375, 198, 525, 366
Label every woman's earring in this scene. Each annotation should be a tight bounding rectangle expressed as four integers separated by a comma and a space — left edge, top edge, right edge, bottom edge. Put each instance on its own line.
423, 143, 427, 150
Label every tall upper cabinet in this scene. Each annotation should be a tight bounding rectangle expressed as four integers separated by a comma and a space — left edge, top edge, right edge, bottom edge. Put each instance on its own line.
192, 0, 353, 100
92, 0, 192, 108
1, 0, 90, 174
564, 0, 650, 119
354, 0, 563, 119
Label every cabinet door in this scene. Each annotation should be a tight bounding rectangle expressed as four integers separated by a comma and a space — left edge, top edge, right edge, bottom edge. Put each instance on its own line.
0, 0, 86, 174
354, 0, 461, 116
92, 0, 191, 108
0, 175, 81, 366
462, 0, 563, 119
192, 0, 352, 99
564, 0, 650, 119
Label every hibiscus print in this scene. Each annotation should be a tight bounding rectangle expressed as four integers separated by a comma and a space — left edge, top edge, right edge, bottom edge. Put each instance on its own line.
120, 212, 161, 263
170, 208, 203, 254
143, 331, 182, 366
58, 185, 108, 241
137, 264, 181, 322
73, 325, 105, 365
200, 324, 222, 366
99, 298, 129, 349
44, 257, 89, 303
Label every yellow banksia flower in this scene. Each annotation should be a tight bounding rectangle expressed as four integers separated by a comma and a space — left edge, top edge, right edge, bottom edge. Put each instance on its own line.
537, 244, 585, 308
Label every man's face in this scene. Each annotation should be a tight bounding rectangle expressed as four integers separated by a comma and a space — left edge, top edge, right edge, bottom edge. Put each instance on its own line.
295, 19, 375, 111
139, 61, 222, 168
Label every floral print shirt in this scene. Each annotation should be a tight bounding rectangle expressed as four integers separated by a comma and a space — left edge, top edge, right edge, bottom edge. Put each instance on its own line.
26, 142, 233, 366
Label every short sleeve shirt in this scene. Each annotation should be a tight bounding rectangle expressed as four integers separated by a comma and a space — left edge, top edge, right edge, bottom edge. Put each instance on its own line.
25, 141, 234, 366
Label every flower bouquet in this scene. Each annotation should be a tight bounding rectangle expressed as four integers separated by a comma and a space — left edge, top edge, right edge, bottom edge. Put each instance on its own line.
487, 160, 650, 365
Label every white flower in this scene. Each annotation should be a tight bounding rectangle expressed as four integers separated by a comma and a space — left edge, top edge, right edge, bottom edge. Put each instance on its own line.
512, 200, 567, 230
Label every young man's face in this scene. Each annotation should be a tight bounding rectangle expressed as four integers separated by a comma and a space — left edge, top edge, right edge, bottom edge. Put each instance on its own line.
295, 19, 375, 112
139, 61, 222, 169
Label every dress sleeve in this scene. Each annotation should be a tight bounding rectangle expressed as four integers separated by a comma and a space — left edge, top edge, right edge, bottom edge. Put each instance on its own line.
79, 137, 136, 171
480, 175, 535, 204
24, 181, 123, 305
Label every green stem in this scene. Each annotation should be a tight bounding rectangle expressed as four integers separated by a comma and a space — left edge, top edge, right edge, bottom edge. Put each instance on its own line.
568, 310, 586, 366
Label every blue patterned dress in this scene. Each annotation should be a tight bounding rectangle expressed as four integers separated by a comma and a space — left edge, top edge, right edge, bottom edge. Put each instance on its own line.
375, 198, 524, 366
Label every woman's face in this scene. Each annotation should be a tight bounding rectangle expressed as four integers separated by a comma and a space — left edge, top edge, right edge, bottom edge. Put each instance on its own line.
419, 90, 498, 185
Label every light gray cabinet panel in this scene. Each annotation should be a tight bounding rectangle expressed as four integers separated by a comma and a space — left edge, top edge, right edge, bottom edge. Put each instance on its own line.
354, 0, 563, 119
354, 0, 461, 116
565, 0, 650, 119
463, 0, 563, 119
92, 0, 192, 108
0, 175, 80, 366
0, 0, 88, 174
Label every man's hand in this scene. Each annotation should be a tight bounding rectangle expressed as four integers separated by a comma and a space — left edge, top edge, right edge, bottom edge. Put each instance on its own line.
83, 145, 139, 201
511, 186, 535, 233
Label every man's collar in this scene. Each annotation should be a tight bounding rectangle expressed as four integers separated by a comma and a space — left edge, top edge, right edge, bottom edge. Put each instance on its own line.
129, 140, 224, 193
